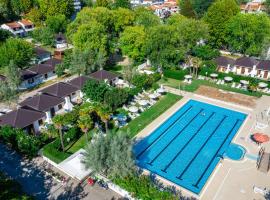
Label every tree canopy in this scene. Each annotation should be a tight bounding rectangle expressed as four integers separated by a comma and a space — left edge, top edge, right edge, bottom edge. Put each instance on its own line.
83, 132, 135, 178
204, 0, 240, 48
0, 38, 34, 69
225, 13, 270, 56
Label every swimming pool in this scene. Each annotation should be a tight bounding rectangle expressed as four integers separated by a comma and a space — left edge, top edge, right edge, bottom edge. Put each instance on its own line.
224, 143, 246, 160
134, 100, 247, 194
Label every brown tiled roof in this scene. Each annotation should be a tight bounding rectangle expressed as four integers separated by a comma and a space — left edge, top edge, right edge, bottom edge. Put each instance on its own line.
34, 47, 50, 57
89, 70, 118, 81
0, 107, 45, 128
235, 57, 258, 68
28, 64, 55, 75
44, 58, 62, 67
20, 69, 37, 80
18, 19, 33, 26
5, 22, 22, 29
40, 82, 78, 98
257, 60, 270, 71
68, 76, 91, 89
19, 93, 64, 112
215, 56, 235, 66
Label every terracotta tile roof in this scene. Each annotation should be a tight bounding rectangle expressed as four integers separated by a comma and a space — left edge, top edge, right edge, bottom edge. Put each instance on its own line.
0, 107, 45, 128
19, 94, 64, 112
5, 22, 22, 29
18, 19, 33, 26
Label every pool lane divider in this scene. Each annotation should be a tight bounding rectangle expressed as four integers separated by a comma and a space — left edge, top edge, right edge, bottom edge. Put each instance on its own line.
177, 115, 227, 180
136, 105, 193, 159
161, 112, 216, 173
192, 119, 240, 188
148, 108, 204, 166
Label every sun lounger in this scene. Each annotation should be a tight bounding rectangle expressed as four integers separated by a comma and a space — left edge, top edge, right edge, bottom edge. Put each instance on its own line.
253, 186, 267, 195
231, 83, 236, 88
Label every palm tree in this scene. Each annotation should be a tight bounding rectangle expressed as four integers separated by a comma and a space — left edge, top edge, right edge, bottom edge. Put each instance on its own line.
52, 115, 65, 151
78, 114, 93, 142
192, 57, 202, 78
96, 105, 111, 134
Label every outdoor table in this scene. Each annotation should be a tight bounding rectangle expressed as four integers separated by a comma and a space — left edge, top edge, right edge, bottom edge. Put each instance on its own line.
224, 76, 233, 82
258, 82, 268, 88
129, 106, 139, 113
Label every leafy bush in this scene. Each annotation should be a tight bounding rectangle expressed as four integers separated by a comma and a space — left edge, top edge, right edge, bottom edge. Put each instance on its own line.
0, 126, 48, 157
82, 79, 109, 103
114, 173, 181, 200
104, 88, 129, 111
163, 69, 189, 80
192, 45, 220, 60
131, 73, 161, 90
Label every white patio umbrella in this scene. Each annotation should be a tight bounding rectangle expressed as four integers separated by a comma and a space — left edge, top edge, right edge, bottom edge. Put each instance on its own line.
224, 76, 233, 82
258, 82, 268, 88
210, 73, 218, 78
184, 75, 192, 80
157, 87, 166, 94
129, 106, 138, 113
240, 80, 249, 85
138, 100, 148, 106
149, 94, 157, 99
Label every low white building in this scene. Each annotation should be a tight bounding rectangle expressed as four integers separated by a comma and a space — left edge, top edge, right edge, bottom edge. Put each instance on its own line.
1, 19, 34, 37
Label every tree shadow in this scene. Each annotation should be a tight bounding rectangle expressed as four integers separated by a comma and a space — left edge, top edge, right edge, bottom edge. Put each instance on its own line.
56, 182, 88, 200
0, 143, 55, 199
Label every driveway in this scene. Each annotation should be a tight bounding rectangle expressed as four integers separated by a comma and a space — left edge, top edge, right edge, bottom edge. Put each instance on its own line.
0, 143, 121, 200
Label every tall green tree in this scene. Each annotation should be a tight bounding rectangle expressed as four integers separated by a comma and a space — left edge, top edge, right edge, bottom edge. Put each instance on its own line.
180, 0, 196, 18
134, 7, 160, 28
112, 0, 131, 9
46, 14, 68, 33
119, 26, 146, 63
204, 0, 239, 48
83, 132, 135, 178
0, 38, 34, 69
6, 60, 20, 88
82, 79, 109, 102
0, 29, 12, 43
190, 0, 214, 18
38, 0, 74, 19
95, 0, 111, 7
225, 13, 270, 56
52, 115, 65, 151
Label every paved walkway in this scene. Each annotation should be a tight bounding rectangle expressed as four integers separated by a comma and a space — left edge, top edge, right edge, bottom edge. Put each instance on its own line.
0, 143, 120, 200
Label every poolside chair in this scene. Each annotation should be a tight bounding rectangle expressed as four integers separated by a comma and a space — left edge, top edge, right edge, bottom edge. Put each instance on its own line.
253, 186, 267, 195
138, 93, 145, 98
216, 80, 220, 85
236, 84, 241, 89
220, 80, 225, 85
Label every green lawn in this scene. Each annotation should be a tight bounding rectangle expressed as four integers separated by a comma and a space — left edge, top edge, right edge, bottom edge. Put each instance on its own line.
121, 93, 182, 138
159, 78, 264, 97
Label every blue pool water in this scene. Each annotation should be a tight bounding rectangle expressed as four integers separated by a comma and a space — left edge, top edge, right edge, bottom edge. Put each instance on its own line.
134, 100, 247, 194
224, 143, 246, 160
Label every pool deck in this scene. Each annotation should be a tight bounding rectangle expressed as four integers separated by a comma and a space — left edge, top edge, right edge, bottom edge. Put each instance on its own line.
135, 88, 270, 200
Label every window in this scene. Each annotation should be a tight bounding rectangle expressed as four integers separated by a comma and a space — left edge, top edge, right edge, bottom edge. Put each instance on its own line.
72, 92, 76, 96
44, 74, 48, 79
58, 104, 63, 110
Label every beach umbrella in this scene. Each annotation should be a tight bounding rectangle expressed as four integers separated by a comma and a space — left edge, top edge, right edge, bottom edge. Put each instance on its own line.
252, 133, 270, 143
138, 100, 148, 106
184, 75, 192, 80
129, 106, 138, 113
258, 82, 268, 88
210, 73, 218, 78
224, 76, 233, 82
149, 94, 157, 99
240, 80, 249, 85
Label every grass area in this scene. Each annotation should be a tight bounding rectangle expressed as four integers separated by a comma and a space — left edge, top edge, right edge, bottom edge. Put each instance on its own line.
159, 78, 265, 97
66, 134, 88, 154
121, 93, 182, 138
